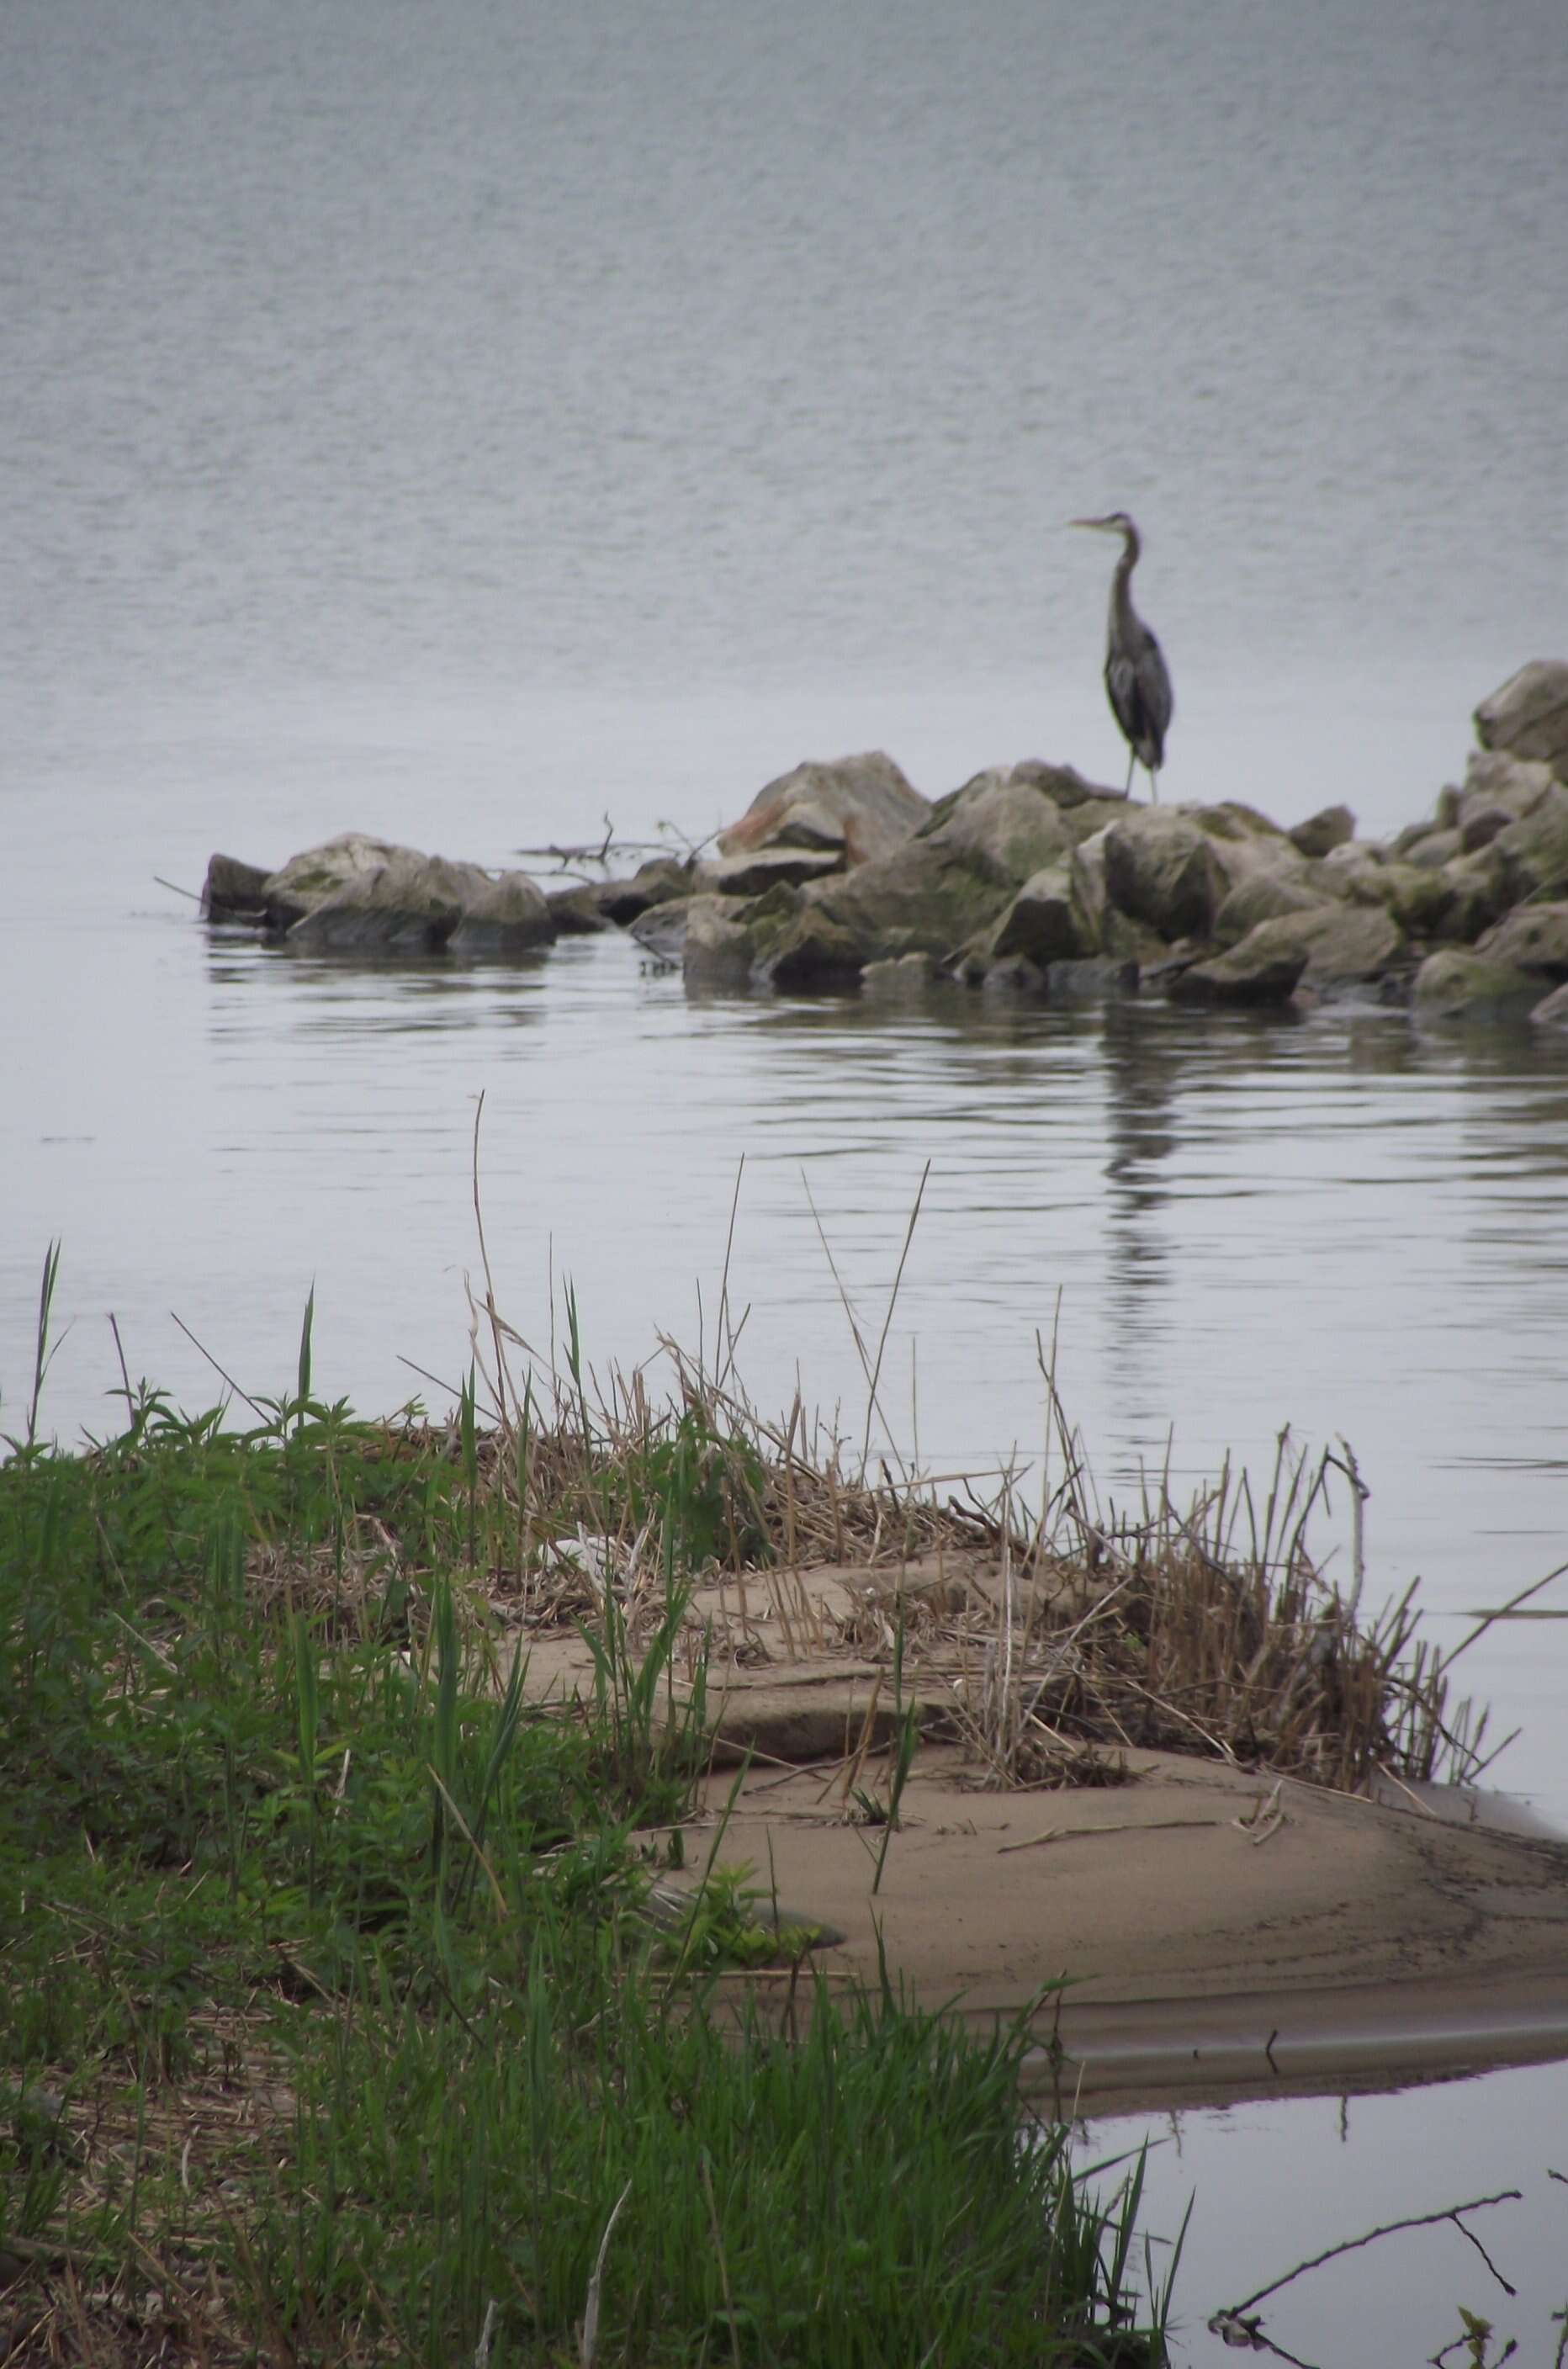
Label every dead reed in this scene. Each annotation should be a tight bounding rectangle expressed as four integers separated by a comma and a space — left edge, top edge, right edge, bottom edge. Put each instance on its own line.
341, 1237, 1506, 1805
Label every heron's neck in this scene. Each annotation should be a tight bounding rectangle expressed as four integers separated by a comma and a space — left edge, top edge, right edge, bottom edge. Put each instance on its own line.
1109, 528, 1142, 639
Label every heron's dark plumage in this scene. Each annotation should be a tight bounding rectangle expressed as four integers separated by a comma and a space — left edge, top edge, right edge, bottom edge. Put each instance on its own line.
1072, 509, 1173, 798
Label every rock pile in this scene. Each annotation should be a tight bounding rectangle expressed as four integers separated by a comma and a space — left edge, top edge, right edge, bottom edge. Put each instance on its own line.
203, 660, 1568, 1026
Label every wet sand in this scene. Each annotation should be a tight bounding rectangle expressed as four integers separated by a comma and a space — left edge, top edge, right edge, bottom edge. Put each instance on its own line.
515, 1565, 1568, 2112
677, 1745, 1568, 2111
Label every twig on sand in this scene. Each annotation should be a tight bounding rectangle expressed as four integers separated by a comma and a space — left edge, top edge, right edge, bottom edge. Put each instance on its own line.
996, 1815, 1226, 1855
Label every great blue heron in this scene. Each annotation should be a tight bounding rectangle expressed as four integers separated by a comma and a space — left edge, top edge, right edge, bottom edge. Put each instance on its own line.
1071, 511, 1173, 801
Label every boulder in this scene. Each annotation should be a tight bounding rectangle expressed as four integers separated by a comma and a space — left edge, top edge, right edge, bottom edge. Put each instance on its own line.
753, 904, 868, 994
1475, 902, 1568, 982
1314, 840, 1391, 902
1167, 935, 1309, 1008
1460, 750, 1555, 824
1101, 809, 1228, 941
680, 896, 756, 991
986, 762, 1132, 845
1287, 904, 1408, 990
1211, 871, 1330, 946
1289, 805, 1357, 858
1428, 847, 1512, 942
267, 836, 554, 955
448, 872, 559, 957
717, 753, 928, 870
1404, 828, 1465, 871
1364, 860, 1467, 941
1459, 804, 1522, 855
1475, 661, 1568, 779
262, 833, 405, 928
985, 863, 1098, 967
546, 883, 613, 935
596, 856, 694, 925
916, 767, 1077, 879
201, 853, 271, 920
628, 898, 692, 967
1412, 948, 1544, 1019
1183, 904, 1406, 1004
805, 767, 1085, 967
1489, 782, 1568, 907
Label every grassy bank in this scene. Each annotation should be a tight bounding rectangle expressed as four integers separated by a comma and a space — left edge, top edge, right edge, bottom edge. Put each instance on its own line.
1, 1292, 1174, 2366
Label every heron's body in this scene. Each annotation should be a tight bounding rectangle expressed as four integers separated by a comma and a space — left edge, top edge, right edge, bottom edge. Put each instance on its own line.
1072, 511, 1173, 799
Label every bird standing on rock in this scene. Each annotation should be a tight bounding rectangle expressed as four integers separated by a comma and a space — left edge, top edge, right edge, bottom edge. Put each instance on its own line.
1071, 511, 1173, 802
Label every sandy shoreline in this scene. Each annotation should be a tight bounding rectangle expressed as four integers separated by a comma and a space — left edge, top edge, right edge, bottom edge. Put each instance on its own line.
670, 1744, 1568, 2111
510, 1542, 1568, 2112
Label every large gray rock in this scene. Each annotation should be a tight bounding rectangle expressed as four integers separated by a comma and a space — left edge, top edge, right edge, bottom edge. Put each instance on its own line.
1167, 935, 1308, 1008
686, 895, 762, 990
985, 863, 1098, 967
1211, 870, 1330, 946
1427, 847, 1512, 941
754, 904, 871, 993
1489, 782, 1568, 907
1402, 827, 1465, 871
918, 767, 1077, 878
202, 853, 271, 919
1475, 662, 1568, 779
1289, 805, 1357, 858
596, 856, 695, 925
628, 897, 693, 967
804, 766, 1090, 967
716, 753, 929, 870
1475, 902, 1568, 982
1360, 858, 1469, 941
1181, 904, 1406, 1004
1412, 948, 1544, 1019
1460, 749, 1556, 824
266, 835, 554, 955
1101, 809, 1229, 941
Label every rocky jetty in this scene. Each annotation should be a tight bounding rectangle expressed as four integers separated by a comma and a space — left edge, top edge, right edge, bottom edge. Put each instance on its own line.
203, 660, 1568, 1026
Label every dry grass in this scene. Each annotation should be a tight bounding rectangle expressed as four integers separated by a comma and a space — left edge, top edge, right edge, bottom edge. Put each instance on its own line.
333, 1269, 1504, 1805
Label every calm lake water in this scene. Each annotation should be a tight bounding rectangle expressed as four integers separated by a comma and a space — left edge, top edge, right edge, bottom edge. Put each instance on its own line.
4, 0, 1567, 2355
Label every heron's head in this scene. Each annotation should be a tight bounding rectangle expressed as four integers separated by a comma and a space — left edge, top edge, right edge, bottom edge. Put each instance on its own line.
1069, 511, 1137, 541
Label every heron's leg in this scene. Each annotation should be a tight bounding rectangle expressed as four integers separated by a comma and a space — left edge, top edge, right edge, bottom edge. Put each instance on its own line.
1124, 750, 1135, 797
1148, 763, 1159, 805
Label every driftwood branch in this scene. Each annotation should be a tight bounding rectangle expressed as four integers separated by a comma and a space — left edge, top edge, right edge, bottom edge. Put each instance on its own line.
1219, 2188, 1523, 2320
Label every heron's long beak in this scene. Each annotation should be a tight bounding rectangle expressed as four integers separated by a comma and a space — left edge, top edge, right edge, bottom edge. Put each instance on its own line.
1068, 516, 1117, 534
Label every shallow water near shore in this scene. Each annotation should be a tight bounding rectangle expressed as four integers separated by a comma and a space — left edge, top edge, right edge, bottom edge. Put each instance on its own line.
1076, 2054, 1568, 2366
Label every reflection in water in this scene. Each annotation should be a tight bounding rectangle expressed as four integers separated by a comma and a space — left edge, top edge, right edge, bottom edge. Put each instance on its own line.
1077, 2057, 1568, 2368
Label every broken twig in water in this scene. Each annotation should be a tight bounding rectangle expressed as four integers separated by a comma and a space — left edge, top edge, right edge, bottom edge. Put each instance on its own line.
1217, 2187, 1523, 2321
